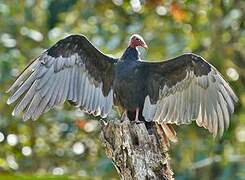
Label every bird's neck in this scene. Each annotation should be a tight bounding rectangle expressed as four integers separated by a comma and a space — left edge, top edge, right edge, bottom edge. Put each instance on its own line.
121, 47, 139, 62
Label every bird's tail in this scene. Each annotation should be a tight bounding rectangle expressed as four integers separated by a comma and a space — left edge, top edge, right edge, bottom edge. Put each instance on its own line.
156, 123, 178, 147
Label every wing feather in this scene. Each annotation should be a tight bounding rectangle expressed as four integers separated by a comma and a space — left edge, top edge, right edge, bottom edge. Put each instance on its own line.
217, 102, 224, 137
218, 91, 229, 129
81, 75, 89, 108
7, 68, 39, 104
12, 81, 38, 116
169, 95, 177, 123
55, 70, 66, 104
61, 68, 70, 103
219, 84, 234, 113
79, 73, 86, 107
177, 91, 184, 124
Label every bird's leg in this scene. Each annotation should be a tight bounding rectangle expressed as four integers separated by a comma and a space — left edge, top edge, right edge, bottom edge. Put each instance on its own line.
121, 110, 128, 121
134, 108, 141, 123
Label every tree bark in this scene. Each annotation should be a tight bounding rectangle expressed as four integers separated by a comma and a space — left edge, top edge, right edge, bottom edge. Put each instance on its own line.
100, 116, 174, 180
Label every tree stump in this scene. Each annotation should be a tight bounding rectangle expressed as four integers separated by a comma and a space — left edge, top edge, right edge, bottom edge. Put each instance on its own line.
100, 116, 174, 180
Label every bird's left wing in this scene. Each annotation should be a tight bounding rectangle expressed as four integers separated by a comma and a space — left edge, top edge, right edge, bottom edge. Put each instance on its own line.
7, 34, 117, 120
140, 53, 238, 137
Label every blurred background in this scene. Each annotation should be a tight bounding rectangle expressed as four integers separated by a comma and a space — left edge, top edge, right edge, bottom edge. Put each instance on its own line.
0, 0, 244, 179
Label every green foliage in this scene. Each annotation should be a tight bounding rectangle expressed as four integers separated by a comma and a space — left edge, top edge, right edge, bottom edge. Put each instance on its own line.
0, 0, 244, 179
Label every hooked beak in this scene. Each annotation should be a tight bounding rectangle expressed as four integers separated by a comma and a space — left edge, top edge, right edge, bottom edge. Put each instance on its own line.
142, 43, 148, 49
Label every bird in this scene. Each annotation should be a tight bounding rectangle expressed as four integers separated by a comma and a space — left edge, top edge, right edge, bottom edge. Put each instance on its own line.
7, 34, 238, 142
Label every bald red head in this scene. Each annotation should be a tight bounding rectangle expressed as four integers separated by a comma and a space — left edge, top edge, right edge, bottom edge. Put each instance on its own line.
129, 34, 148, 49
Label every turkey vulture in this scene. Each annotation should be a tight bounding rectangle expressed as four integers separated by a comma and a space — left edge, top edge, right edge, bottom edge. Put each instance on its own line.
7, 34, 238, 139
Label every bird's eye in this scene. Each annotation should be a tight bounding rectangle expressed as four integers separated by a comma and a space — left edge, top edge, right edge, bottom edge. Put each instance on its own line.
136, 38, 140, 41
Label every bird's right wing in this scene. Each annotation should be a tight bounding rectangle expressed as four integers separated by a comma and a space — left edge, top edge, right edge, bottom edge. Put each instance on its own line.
7, 35, 117, 121
140, 53, 238, 137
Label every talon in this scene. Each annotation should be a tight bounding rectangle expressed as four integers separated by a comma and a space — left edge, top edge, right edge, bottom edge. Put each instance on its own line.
133, 120, 142, 124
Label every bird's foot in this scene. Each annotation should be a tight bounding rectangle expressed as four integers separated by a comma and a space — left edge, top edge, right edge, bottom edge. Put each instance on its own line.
133, 119, 142, 124
133, 108, 141, 124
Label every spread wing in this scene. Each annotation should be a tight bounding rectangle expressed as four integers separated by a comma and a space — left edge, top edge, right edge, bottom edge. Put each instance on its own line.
7, 34, 117, 120
140, 53, 238, 137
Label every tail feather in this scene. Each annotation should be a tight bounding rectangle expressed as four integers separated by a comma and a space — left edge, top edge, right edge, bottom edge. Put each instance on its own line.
160, 124, 178, 143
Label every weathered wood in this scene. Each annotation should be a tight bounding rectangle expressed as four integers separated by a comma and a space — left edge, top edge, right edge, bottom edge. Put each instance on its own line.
100, 117, 174, 180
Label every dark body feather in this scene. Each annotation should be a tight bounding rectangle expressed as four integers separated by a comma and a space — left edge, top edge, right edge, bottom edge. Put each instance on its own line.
114, 47, 146, 111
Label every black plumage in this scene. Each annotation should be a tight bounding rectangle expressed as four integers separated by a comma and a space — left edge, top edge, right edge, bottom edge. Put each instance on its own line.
7, 34, 238, 138
114, 47, 146, 111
